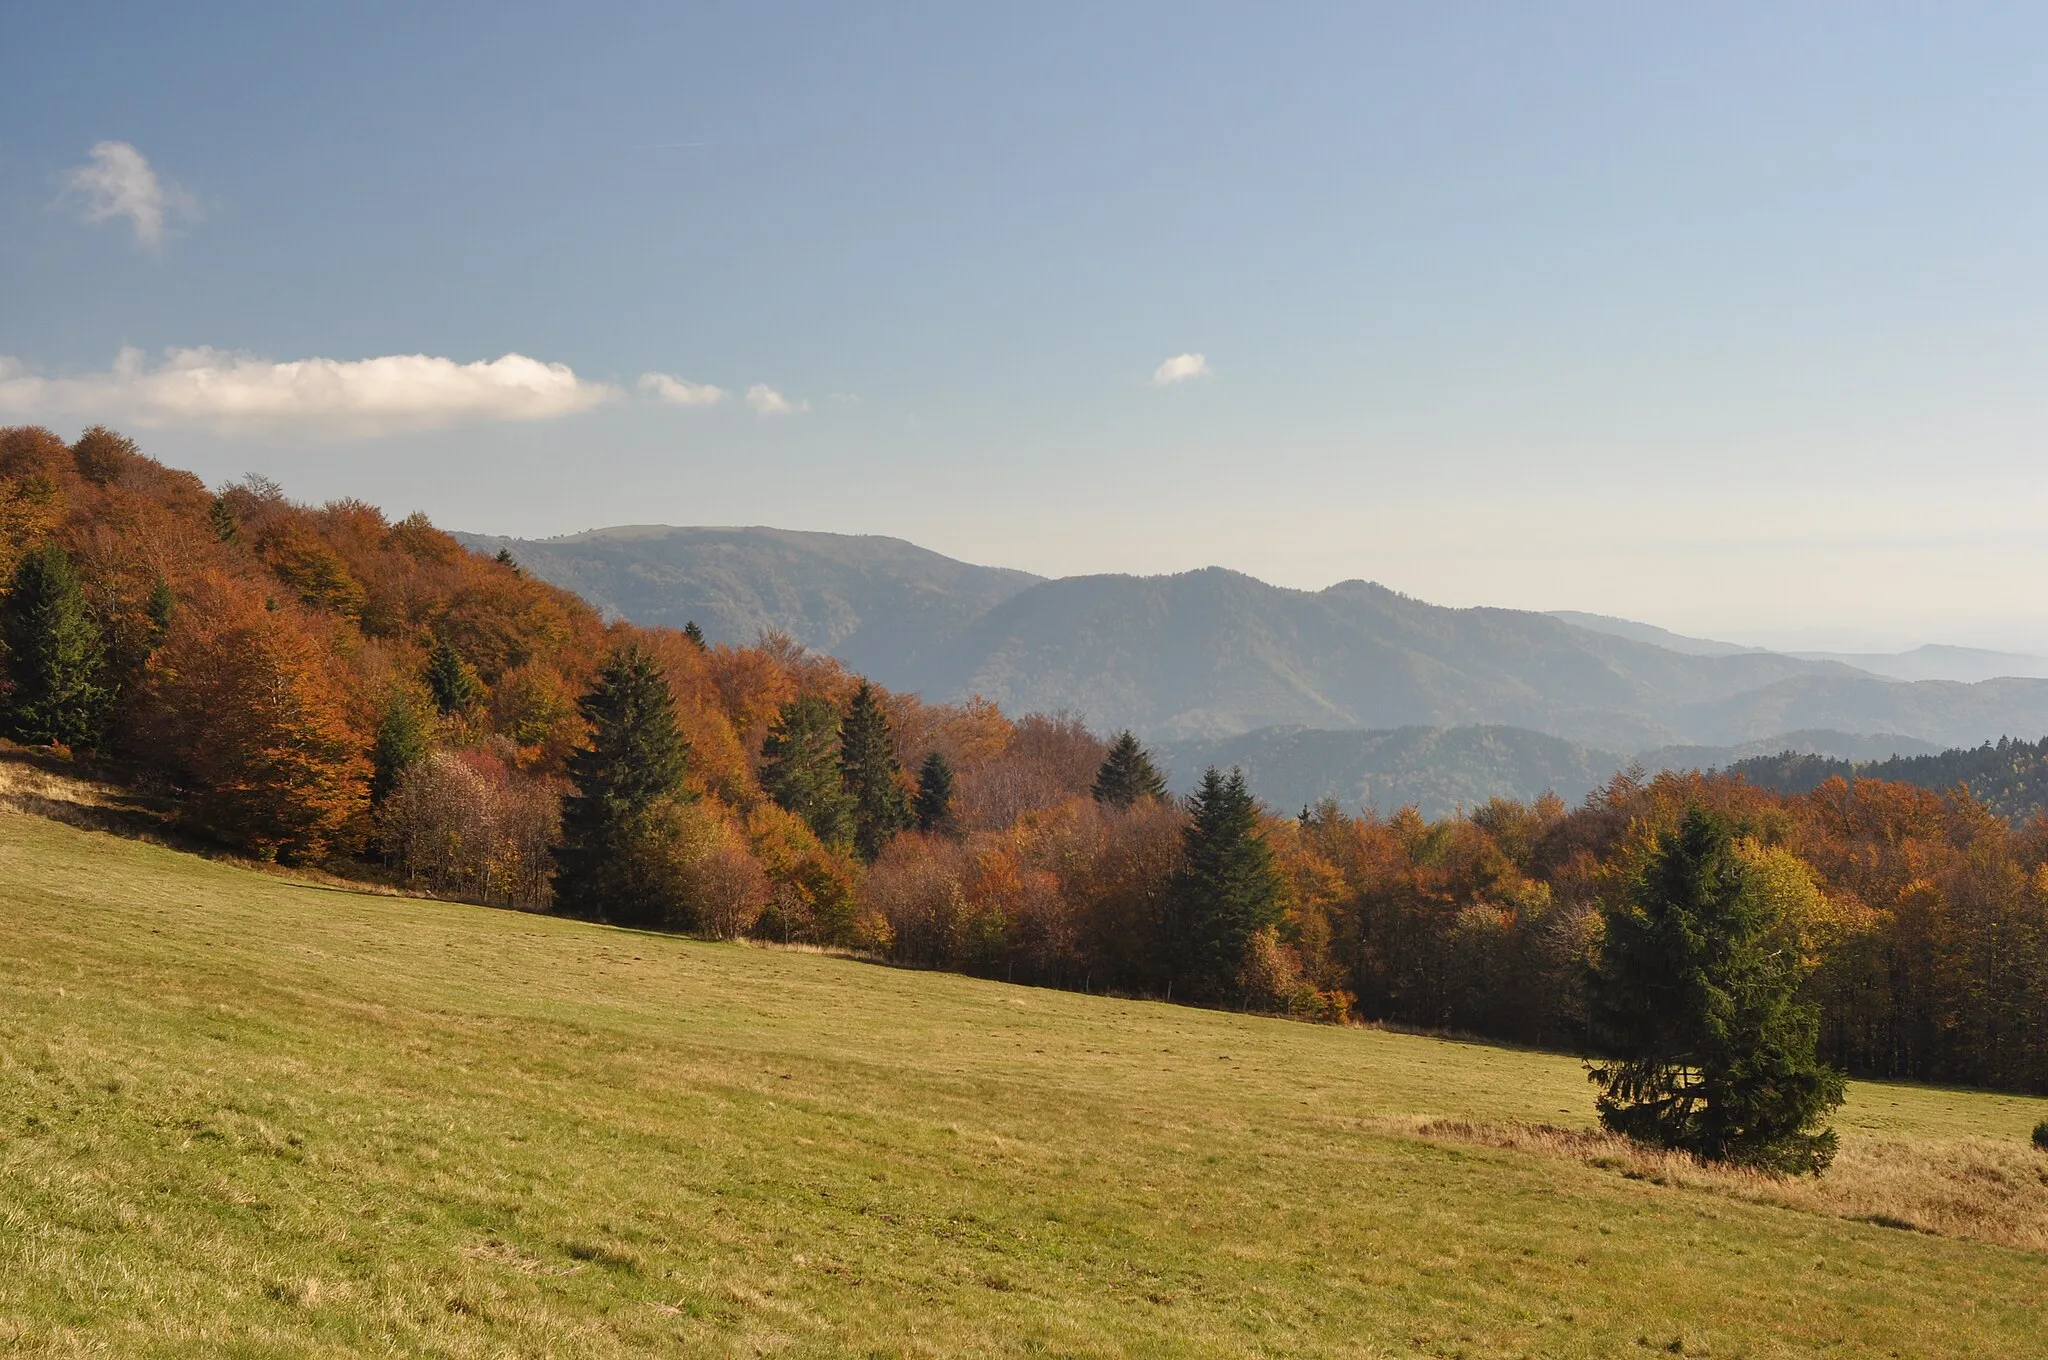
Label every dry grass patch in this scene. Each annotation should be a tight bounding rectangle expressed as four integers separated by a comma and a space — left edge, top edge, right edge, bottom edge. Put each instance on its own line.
1397, 1117, 2048, 1253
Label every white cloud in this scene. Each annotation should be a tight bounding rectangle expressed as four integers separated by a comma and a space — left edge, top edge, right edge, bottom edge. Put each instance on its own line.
638, 372, 728, 407
60, 142, 198, 251
0, 347, 617, 435
1151, 352, 1211, 386
745, 383, 807, 416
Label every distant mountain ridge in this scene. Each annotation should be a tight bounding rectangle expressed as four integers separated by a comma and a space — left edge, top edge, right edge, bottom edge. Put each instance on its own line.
454, 526, 1040, 690
1155, 725, 1626, 818
1552, 612, 2048, 684
467, 524, 2048, 756
1158, 724, 1952, 820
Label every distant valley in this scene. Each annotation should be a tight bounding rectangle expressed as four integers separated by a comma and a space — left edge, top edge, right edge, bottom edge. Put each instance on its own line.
462, 524, 2048, 808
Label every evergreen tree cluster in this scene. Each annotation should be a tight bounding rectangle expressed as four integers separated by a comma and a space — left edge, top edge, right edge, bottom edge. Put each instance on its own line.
759, 680, 917, 862
0, 544, 111, 748
1730, 736, 2048, 824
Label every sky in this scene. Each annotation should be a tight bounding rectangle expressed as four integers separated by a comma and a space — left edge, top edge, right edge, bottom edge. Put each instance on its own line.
4, 2, 2047, 652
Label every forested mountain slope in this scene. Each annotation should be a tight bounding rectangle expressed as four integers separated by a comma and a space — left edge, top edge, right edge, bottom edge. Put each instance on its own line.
1158, 724, 1953, 821
1155, 724, 1626, 817
921, 569, 1859, 744
455, 526, 1040, 690
1730, 734, 2048, 822
482, 530, 2048, 751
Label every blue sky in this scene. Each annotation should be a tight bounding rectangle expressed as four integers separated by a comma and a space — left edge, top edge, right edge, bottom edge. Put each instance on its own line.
5, 3, 2047, 649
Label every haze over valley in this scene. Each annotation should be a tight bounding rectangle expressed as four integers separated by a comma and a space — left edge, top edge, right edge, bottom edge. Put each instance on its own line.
463, 523, 2048, 812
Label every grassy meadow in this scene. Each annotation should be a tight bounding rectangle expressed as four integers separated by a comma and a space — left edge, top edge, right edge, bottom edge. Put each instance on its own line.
2, 807, 2046, 1358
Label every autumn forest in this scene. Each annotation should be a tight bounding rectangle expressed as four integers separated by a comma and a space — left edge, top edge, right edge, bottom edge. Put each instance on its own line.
4, 422, 2047, 1110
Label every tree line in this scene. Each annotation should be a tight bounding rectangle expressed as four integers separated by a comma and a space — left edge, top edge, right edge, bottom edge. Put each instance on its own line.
2, 427, 2044, 1158
1730, 736, 2048, 822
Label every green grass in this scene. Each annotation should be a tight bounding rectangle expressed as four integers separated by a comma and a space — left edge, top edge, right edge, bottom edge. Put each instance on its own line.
2, 812, 2045, 1358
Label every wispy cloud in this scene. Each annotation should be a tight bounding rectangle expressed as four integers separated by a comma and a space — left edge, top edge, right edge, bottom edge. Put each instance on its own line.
638, 372, 728, 407
0, 348, 617, 435
60, 142, 198, 251
745, 383, 807, 416
1150, 352, 1211, 387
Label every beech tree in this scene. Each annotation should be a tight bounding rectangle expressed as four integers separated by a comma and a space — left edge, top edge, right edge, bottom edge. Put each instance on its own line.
1093, 730, 1167, 808
1167, 766, 1281, 1002
761, 692, 853, 846
551, 645, 690, 925
1589, 805, 1845, 1173
1, 543, 111, 748
140, 573, 369, 860
840, 680, 911, 861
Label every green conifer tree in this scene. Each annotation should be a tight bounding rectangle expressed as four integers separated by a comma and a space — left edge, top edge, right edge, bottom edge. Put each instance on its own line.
1167, 766, 1281, 1002
551, 646, 691, 925
839, 680, 911, 861
145, 575, 176, 644
914, 750, 957, 834
370, 692, 431, 804
208, 495, 241, 545
1093, 730, 1168, 807
761, 692, 854, 846
683, 620, 706, 648
1588, 805, 1846, 1173
0, 544, 110, 748
425, 634, 483, 715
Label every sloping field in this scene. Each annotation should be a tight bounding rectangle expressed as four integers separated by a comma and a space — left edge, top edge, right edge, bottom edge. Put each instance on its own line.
1, 812, 2044, 1358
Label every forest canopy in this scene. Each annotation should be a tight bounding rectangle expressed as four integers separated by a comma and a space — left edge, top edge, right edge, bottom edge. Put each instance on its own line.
3, 424, 2046, 1106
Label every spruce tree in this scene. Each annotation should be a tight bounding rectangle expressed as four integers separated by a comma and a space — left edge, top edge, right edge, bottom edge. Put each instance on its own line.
493, 547, 521, 575
914, 750, 956, 834
1093, 730, 1168, 807
145, 575, 176, 644
425, 634, 483, 715
839, 680, 911, 861
683, 620, 706, 648
551, 646, 690, 924
761, 692, 853, 846
0, 544, 110, 748
209, 495, 241, 545
370, 693, 431, 804
1167, 766, 1281, 1001
1588, 805, 1846, 1173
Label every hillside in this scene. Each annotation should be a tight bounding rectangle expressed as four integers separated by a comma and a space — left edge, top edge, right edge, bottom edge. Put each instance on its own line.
1545, 610, 1762, 657
4, 810, 2046, 1357
1156, 724, 1627, 817
1789, 644, 2048, 684
454, 525, 1040, 690
1730, 734, 2048, 822
918, 569, 1856, 744
1154, 724, 1953, 821
480, 529, 2048, 752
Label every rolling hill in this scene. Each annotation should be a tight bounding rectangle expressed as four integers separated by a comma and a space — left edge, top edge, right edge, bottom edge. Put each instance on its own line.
1729, 735, 2048, 822
1155, 724, 1954, 819
914, 568, 2028, 746
470, 526, 2048, 755
455, 525, 1041, 690
1155, 724, 1627, 817
5, 808, 2045, 1356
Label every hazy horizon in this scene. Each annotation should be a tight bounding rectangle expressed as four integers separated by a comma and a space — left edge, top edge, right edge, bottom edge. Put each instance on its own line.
7, 4, 2048, 652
